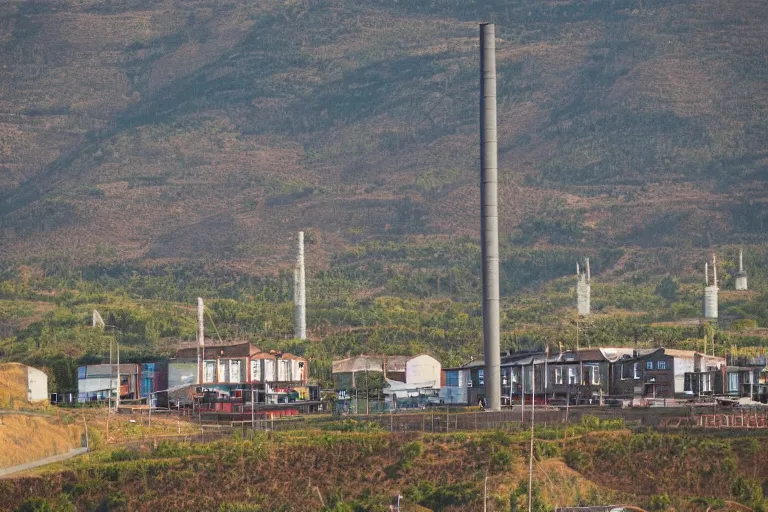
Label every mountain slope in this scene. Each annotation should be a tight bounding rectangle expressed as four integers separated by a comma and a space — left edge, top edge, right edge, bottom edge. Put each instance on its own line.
0, 0, 767, 275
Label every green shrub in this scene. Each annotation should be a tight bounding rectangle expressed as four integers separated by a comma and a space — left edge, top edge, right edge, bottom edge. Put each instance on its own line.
404, 480, 478, 511
564, 449, 588, 472
14, 499, 51, 512
732, 477, 764, 507
648, 494, 671, 512
534, 441, 561, 460
490, 447, 513, 471
110, 448, 140, 462
402, 440, 424, 460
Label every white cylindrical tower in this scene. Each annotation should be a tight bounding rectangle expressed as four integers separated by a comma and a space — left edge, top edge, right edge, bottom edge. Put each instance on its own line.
576, 258, 591, 316
735, 248, 748, 291
703, 255, 718, 320
294, 231, 307, 340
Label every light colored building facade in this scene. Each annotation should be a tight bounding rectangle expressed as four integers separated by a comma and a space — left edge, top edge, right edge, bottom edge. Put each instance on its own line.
167, 342, 310, 406
332, 354, 441, 390
77, 364, 140, 402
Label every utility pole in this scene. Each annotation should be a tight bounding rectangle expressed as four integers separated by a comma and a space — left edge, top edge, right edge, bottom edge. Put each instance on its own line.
115, 340, 120, 411
528, 358, 535, 512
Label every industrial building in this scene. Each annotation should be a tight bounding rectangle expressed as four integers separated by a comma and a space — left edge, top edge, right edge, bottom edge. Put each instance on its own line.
332, 354, 442, 408
77, 363, 140, 403
442, 347, 738, 405
332, 354, 441, 390
165, 341, 314, 411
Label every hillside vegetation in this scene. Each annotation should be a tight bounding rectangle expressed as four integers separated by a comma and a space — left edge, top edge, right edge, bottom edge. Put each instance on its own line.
1, 0, 768, 381
0, 0, 766, 269
4, 420, 768, 511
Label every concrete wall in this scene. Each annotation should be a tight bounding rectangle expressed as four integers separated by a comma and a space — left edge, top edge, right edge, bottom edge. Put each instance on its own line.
405, 355, 441, 388
25, 367, 48, 402
674, 356, 694, 394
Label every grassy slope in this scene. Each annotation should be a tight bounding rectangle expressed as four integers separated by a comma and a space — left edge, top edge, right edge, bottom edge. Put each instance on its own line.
2, 424, 768, 511
0, 0, 765, 276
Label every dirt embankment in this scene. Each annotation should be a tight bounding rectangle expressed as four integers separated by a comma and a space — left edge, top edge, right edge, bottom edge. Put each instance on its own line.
0, 414, 83, 469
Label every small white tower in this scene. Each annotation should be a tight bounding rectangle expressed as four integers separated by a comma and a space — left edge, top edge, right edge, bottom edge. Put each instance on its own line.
735, 249, 748, 291
576, 257, 591, 316
703, 255, 718, 320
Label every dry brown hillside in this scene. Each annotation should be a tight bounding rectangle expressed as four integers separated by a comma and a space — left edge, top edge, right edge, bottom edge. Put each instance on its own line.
0, 0, 766, 273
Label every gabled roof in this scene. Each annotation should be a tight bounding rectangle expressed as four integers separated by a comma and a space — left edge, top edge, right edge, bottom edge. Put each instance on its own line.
332, 355, 421, 374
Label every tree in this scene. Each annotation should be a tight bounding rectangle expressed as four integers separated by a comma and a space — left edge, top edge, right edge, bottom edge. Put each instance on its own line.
655, 276, 679, 302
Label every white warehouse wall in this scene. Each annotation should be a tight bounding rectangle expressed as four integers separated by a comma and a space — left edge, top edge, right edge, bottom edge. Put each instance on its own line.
405, 355, 441, 388
26, 366, 48, 402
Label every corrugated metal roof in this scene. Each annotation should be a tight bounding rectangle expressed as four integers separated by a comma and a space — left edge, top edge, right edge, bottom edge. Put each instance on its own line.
332, 355, 414, 374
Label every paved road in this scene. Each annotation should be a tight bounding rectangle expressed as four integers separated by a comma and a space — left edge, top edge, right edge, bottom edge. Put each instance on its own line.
0, 447, 88, 478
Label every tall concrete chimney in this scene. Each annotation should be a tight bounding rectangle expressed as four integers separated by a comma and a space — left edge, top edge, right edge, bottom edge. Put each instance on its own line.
197, 297, 204, 384
480, 23, 501, 412
294, 231, 307, 340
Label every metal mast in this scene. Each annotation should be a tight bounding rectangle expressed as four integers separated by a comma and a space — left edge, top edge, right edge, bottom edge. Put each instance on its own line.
480, 23, 501, 412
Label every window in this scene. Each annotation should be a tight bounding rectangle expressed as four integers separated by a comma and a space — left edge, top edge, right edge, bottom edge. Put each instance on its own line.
728, 373, 739, 393
744, 372, 752, 384
446, 371, 459, 387
684, 374, 692, 392
591, 366, 600, 385
633, 362, 640, 380
646, 361, 653, 370
568, 367, 577, 385
621, 364, 630, 380
478, 369, 484, 387
554, 367, 563, 385
656, 360, 667, 370
703, 374, 712, 392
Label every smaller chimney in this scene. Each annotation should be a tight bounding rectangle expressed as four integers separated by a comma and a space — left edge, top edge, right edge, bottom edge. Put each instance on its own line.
712, 254, 717, 288
586, 257, 591, 283
739, 249, 743, 273
705, 262, 709, 285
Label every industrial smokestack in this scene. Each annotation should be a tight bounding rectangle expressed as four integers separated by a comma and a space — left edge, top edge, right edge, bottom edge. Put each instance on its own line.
197, 297, 204, 384
712, 254, 717, 288
480, 23, 501, 412
294, 231, 307, 340
586, 257, 591, 283
705, 262, 709, 285
739, 249, 743, 273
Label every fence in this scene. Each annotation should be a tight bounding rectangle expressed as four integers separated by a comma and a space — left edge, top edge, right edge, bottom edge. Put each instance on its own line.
661, 410, 768, 429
